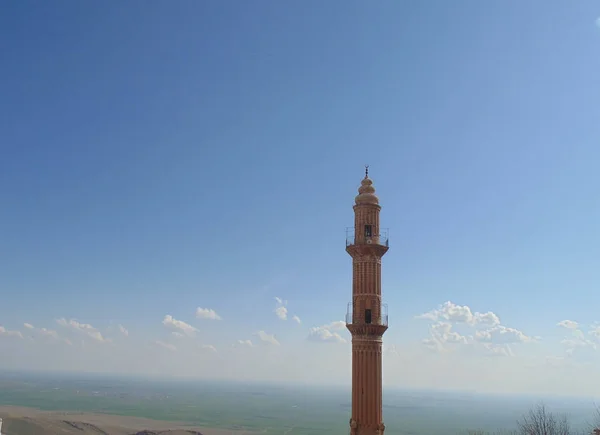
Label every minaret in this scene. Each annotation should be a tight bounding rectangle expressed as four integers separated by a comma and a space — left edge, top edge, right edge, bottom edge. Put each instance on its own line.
346, 166, 388, 435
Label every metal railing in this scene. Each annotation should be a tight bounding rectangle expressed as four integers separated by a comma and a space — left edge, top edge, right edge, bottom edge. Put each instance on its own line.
345, 227, 389, 248
345, 301, 388, 326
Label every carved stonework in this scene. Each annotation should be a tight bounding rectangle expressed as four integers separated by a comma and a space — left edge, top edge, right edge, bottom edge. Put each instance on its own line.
352, 252, 379, 262
347, 324, 388, 338
351, 342, 373, 352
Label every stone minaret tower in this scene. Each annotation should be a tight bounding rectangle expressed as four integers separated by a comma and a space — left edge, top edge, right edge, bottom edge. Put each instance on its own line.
346, 167, 388, 435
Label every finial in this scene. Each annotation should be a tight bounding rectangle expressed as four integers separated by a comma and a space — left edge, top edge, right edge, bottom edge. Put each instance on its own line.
365, 165, 369, 178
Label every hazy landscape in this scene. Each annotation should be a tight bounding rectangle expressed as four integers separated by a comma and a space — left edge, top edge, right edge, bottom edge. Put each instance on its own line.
0, 371, 598, 435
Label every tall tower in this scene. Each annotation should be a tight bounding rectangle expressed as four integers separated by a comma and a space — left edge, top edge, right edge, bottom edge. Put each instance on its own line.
346, 167, 388, 435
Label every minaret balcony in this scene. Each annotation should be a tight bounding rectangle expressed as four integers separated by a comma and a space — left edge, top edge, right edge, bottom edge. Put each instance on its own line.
345, 227, 389, 248
345, 302, 388, 327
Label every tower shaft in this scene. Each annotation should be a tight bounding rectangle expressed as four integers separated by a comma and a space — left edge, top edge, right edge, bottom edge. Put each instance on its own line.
346, 172, 388, 435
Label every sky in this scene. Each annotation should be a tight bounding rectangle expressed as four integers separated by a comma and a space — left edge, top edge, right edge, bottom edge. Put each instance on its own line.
1, 1, 600, 397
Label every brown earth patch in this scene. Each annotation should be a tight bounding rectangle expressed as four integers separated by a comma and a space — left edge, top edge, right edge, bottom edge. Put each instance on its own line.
0, 406, 258, 435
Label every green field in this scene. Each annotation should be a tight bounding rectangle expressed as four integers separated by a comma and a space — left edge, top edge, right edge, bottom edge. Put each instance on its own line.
0, 372, 596, 435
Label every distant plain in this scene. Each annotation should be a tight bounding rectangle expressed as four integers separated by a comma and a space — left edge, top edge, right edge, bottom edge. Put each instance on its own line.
0, 371, 597, 435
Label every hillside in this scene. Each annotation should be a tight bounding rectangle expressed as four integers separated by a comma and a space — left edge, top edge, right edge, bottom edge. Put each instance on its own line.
0, 406, 256, 435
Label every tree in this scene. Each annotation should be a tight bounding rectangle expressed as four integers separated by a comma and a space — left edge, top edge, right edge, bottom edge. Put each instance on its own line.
589, 404, 600, 435
516, 403, 571, 435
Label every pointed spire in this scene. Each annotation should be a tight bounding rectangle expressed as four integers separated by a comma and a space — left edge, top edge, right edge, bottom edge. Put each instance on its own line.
365, 164, 369, 178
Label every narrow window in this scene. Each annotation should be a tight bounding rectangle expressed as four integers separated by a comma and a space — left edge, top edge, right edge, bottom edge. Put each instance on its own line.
364, 225, 372, 237
365, 309, 372, 324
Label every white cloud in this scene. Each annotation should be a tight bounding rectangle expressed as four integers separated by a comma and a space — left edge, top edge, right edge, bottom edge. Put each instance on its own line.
423, 323, 519, 357
558, 324, 597, 357
155, 340, 176, 352
6, 310, 600, 397
118, 325, 129, 337
323, 320, 346, 331
422, 337, 444, 352
476, 311, 502, 327
39, 328, 60, 340
430, 322, 471, 345
162, 315, 197, 337
420, 322, 472, 353
589, 325, 600, 341
0, 326, 23, 339
417, 301, 500, 327
292, 315, 301, 324
195, 307, 222, 321
23, 323, 67, 343
275, 306, 288, 320
274, 297, 288, 320
308, 321, 347, 343
573, 329, 586, 340
482, 343, 513, 357
256, 330, 280, 346
561, 338, 591, 349
557, 320, 579, 330
55, 318, 109, 343
475, 325, 533, 344
417, 303, 534, 357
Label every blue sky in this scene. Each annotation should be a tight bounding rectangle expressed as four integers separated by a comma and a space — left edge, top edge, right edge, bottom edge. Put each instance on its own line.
1, 1, 600, 395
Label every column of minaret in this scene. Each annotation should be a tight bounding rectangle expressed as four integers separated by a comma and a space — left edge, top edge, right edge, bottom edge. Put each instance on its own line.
346, 168, 388, 435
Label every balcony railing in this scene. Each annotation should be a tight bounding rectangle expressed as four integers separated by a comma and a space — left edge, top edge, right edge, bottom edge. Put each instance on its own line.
345, 227, 389, 248
345, 301, 388, 326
